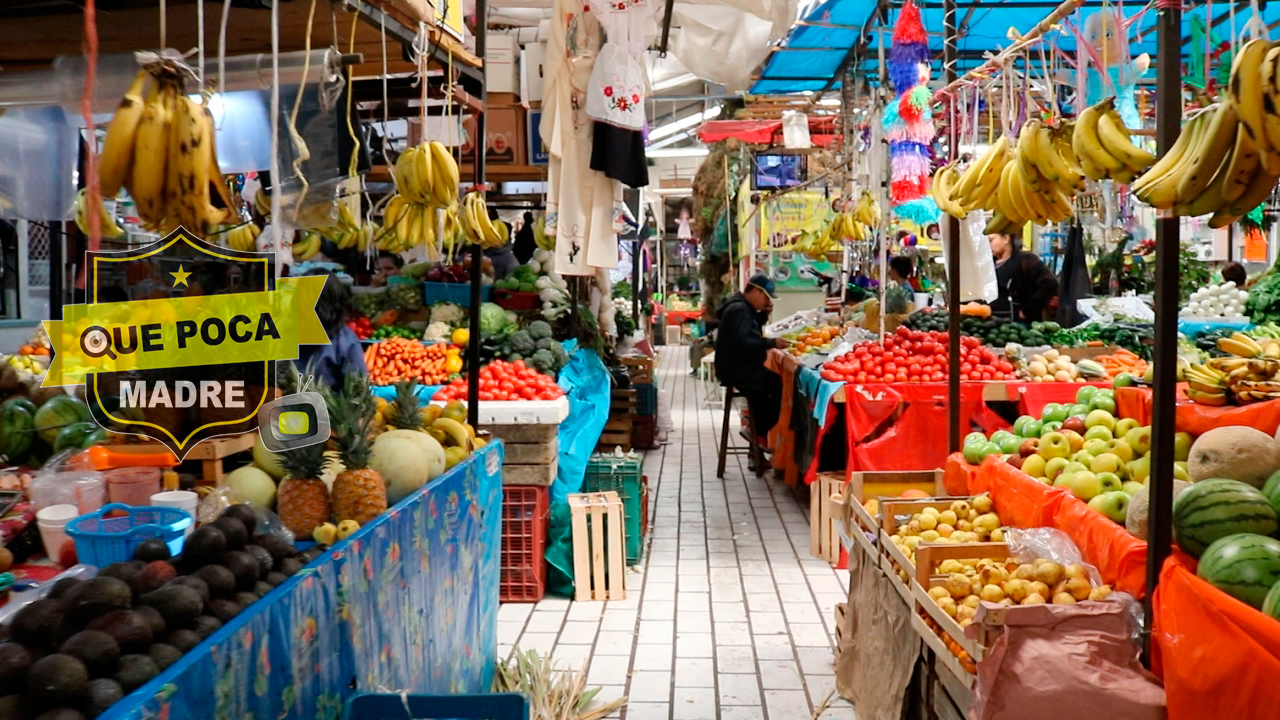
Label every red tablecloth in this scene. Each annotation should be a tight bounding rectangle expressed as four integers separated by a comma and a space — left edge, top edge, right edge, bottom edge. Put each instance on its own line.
765, 351, 837, 486
1007, 380, 1110, 417
1117, 384, 1280, 435
665, 310, 703, 326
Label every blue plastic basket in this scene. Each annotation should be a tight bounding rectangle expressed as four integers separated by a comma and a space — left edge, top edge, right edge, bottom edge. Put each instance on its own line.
423, 282, 492, 308
65, 503, 192, 567
343, 693, 529, 720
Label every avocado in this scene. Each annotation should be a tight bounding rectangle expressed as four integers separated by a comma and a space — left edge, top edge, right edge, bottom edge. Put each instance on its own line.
131, 605, 167, 639
130, 561, 176, 596
35, 708, 85, 720
147, 643, 182, 672
96, 562, 144, 586
244, 545, 273, 578
11, 599, 68, 648
279, 557, 303, 577
206, 599, 240, 624
299, 547, 324, 564
254, 534, 296, 569
81, 679, 123, 719
253, 581, 273, 598
209, 518, 248, 552
85, 611, 152, 655
130, 538, 171, 563
221, 552, 259, 592
112, 654, 158, 693
138, 586, 203, 630
220, 505, 259, 537
166, 629, 201, 653
0, 642, 34, 694
0, 694, 33, 720
233, 592, 259, 609
191, 616, 222, 640
63, 578, 132, 628
191, 566, 235, 600
58, 631, 120, 678
168, 576, 210, 605
264, 572, 288, 588
46, 579, 81, 601
181, 527, 227, 569
25, 654, 89, 708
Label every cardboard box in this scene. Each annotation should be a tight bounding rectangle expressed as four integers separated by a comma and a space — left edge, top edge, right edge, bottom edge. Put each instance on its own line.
461, 104, 526, 164
521, 42, 546, 104
485, 35, 519, 96
528, 108, 548, 165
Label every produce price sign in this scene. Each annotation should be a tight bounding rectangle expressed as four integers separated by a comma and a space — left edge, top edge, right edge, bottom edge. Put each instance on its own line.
41, 229, 328, 458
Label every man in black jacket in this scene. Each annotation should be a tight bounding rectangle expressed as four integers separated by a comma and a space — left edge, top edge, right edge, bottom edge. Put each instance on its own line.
715, 274, 789, 445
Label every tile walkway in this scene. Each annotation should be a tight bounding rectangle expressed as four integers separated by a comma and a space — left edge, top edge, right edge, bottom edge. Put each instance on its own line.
498, 347, 857, 719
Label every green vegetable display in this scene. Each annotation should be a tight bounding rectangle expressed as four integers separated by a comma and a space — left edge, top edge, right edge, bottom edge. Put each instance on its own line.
1247, 267, 1280, 326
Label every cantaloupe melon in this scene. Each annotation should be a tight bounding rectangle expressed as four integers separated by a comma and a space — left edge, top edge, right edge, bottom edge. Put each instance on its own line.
1126, 479, 1191, 540
370, 437, 430, 504
224, 465, 277, 509
252, 434, 286, 479
1187, 426, 1280, 488
374, 430, 446, 479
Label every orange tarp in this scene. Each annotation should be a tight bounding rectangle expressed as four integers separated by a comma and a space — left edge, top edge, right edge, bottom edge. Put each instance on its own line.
1116, 384, 1280, 435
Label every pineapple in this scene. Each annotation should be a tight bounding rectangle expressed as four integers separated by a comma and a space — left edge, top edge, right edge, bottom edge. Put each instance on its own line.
385, 381, 424, 430
325, 373, 387, 525
276, 441, 332, 538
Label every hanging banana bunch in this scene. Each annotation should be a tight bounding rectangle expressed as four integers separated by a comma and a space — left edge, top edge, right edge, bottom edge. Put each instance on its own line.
211, 221, 262, 252
73, 189, 125, 239
460, 191, 506, 251
1070, 97, 1156, 183
376, 140, 461, 256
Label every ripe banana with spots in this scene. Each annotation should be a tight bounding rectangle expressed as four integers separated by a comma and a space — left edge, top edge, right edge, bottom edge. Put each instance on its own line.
73, 189, 125, 239
98, 71, 149, 199
1072, 97, 1155, 182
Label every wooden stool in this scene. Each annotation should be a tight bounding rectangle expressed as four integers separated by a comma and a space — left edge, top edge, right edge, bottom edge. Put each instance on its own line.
717, 386, 763, 479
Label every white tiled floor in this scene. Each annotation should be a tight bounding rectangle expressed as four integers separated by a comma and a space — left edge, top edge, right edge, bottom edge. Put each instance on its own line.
498, 347, 856, 719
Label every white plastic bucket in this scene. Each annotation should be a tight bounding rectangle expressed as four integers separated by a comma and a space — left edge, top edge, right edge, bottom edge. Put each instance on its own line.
36, 504, 80, 562
149, 491, 200, 537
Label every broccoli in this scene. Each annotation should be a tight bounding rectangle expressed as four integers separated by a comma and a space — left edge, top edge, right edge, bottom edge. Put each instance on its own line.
508, 330, 536, 355
535, 337, 554, 351
549, 341, 568, 369
527, 320, 553, 341
530, 348, 557, 375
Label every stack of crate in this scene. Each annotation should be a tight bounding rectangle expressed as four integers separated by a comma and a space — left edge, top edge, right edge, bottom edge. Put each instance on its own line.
485, 424, 559, 486
485, 423, 559, 603
622, 355, 657, 450
597, 388, 636, 451
582, 452, 647, 565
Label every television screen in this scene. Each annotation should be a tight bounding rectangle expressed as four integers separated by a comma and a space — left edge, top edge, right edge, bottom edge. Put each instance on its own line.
754, 154, 806, 189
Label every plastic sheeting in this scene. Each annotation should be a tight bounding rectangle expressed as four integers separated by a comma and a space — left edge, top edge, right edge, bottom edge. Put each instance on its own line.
0, 106, 79, 222
945, 211, 1000, 303
670, 6, 779, 93
1116, 384, 1280, 437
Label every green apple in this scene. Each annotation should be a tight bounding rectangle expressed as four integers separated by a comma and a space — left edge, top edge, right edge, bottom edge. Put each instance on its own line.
1062, 430, 1085, 452
1082, 438, 1110, 457
1063, 461, 1089, 476
1091, 452, 1123, 475
1057, 470, 1102, 501
1023, 419, 1044, 438
1022, 454, 1047, 478
965, 431, 988, 448
1085, 409, 1116, 432
1173, 431, 1193, 462
998, 434, 1023, 454
1113, 372, 1136, 388
1040, 421, 1063, 437
1087, 490, 1131, 523
1174, 461, 1191, 482
1076, 385, 1099, 405
1113, 418, 1140, 438
1096, 471, 1124, 493
963, 441, 995, 464
991, 430, 1014, 444
1039, 431, 1072, 460
1106, 439, 1135, 463
1128, 454, 1152, 483
1013, 415, 1031, 436
1044, 456, 1071, 481
1123, 426, 1153, 456
1041, 403, 1069, 424
1084, 425, 1113, 443
1069, 404, 1091, 419
1088, 394, 1118, 414
1072, 450, 1095, 465
1095, 388, 1116, 400
1122, 481, 1145, 496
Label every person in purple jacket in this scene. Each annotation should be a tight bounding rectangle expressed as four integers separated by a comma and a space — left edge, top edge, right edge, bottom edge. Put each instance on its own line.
295, 270, 368, 388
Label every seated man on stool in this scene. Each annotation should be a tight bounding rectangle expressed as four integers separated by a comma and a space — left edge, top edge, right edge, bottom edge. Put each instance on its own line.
715, 274, 789, 464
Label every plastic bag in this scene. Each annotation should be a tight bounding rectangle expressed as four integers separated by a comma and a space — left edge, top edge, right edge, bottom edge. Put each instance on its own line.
1001, 526, 1104, 587
670, 6, 777, 92
948, 211, 1000, 303
781, 110, 811, 149
27, 450, 106, 513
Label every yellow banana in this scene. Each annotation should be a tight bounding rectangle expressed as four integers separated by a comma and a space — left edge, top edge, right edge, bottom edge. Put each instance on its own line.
1176, 102, 1239, 204
129, 80, 173, 228
1229, 39, 1274, 154
1073, 99, 1127, 176
99, 71, 149, 198
1134, 108, 1212, 209
1097, 109, 1156, 172
1209, 166, 1280, 228
429, 141, 459, 206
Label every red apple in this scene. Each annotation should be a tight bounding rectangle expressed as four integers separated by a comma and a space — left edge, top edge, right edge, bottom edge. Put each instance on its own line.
1018, 438, 1040, 458
1006, 454, 1026, 469
59, 538, 78, 568
1061, 417, 1087, 435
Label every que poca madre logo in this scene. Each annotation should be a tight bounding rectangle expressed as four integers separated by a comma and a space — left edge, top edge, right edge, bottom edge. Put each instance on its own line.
42, 229, 328, 460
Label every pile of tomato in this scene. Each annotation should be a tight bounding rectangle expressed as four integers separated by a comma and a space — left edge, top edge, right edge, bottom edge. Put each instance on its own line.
433, 359, 565, 402
346, 315, 374, 340
820, 327, 1016, 384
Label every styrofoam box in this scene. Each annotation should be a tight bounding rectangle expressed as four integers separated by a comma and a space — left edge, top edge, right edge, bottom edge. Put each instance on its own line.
430, 395, 569, 425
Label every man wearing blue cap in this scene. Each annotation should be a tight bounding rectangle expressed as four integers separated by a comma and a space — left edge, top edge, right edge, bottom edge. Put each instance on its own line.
715, 274, 790, 455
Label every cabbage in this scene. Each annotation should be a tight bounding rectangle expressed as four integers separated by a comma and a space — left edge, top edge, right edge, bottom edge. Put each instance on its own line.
479, 302, 509, 334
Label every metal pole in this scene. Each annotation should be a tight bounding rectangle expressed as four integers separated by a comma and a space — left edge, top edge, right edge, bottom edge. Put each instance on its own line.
1144, 0, 1182, 663
945, 0, 962, 453
466, 0, 488, 429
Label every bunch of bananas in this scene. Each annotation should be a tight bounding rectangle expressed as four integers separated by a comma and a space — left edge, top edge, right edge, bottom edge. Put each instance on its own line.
460, 191, 507, 250
97, 67, 237, 234
851, 191, 881, 227
791, 226, 840, 260
292, 231, 323, 261
253, 187, 271, 219
73, 188, 124, 239
311, 202, 374, 253
1071, 97, 1156, 183
1134, 40, 1280, 227
1184, 333, 1280, 405
213, 222, 262, 252
395, 141, 460, 208
532, 214, 554, 251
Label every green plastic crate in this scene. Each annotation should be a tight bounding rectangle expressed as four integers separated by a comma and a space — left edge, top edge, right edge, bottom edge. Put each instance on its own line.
583, 454, 644, 564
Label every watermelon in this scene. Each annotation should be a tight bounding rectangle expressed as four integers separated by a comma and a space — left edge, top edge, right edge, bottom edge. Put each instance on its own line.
0, 398, 35, 461
1198, 533, 1280, 609
54, 421, 99, 453
1263, 579, 1280, 620
33, 395, 91, 445
1173, 478, 1278, 558
1263, 470, 1280, 517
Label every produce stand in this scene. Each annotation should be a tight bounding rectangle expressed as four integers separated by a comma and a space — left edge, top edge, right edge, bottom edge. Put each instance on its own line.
99, 444, 502, 720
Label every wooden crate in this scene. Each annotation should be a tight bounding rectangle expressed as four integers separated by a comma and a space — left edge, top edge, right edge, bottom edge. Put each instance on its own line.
877, 497, 973, 606
108, 432, 256, 486
911, 612, 975, 689
568, 491, 627, 602
620, 355, 654, 384
597, 389, 637, 452
912, 541, 1012, 664
484, 423, 560, 487
482, 424, 559, 443
810, 472, 845, 565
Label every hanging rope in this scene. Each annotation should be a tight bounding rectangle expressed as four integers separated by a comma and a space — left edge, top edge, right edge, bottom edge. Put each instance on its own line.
82, 0, 101, 251
197, 0, 205, 87
159, 0, 166, 49
270, 0, 283, 268
218, 0, 231, 98
287, 0, 318, 219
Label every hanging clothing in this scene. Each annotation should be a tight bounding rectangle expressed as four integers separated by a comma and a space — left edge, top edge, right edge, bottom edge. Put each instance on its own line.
583, 0, 657, 190
540, 0, 623, 275
591, 122, 649, 188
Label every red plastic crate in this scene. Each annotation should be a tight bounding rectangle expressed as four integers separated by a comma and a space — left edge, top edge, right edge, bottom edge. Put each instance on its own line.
500, 484, 549, 603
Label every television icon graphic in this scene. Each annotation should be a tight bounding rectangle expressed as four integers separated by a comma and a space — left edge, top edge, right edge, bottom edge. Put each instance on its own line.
258, 390, 330, 452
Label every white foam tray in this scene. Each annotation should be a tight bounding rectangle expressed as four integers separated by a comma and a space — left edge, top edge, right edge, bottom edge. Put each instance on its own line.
430, 395, 569, 425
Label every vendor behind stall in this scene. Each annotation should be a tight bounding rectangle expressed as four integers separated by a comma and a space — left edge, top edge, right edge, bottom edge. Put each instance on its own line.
371, 251, 403, 287
715, 274, 790, 447
989, 232, 1058, 323
297, 270, 368, 388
